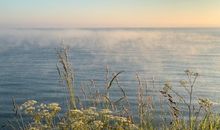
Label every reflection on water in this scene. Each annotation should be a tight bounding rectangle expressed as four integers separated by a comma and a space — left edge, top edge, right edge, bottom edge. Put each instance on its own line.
0, 28, 220, 124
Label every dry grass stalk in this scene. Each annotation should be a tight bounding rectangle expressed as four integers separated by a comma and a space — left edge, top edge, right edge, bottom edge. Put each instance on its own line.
57, 46, 76, 109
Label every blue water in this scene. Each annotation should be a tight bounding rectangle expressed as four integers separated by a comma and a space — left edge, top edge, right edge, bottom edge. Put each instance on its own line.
1, 28, 220, 126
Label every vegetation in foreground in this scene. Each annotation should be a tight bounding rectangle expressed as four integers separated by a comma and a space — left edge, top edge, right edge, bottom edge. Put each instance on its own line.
4, 47, 220, 130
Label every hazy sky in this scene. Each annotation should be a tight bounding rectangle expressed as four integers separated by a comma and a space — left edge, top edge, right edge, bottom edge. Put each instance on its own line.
0, 0, 220, 28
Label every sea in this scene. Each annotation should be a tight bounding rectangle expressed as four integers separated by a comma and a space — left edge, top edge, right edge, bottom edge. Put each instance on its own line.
0, 28, 220, 127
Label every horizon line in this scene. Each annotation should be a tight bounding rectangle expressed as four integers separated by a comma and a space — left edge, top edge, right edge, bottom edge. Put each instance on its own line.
1, 26, 220, 30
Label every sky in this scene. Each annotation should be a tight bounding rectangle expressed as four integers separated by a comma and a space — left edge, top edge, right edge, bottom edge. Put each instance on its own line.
0, 0, 220, 28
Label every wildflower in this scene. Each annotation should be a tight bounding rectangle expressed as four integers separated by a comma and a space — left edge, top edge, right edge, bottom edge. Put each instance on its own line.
20, 100, 37, 110
42, 109, 50, 117
180, 80, 187, 87
93, 120, 104, 128
44, 112, 51, 118
48, 103, 59, 108
103, 114, 115, 120
42, 109, 49, 113
100, 109, 112, 114
24, 106, 35, 114
199, 98, 213, 110
114, 116, 128, 123
39, 103, 47, 109
26, 100, 37, 106
83, 108, 99, 116
71, 120, 84, 128
70, 109, 83, 114
163, 81, 172, 92
48, 103, 61, 111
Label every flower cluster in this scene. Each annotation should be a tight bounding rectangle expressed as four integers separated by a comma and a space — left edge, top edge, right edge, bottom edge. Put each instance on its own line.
19, 100, 61, 129
199, 98, 213, 111
19, 100, 138, 130
20, 100, 37, 114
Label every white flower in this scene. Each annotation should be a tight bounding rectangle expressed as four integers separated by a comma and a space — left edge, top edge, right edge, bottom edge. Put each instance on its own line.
100, 109, 112, 114
83, 108, 99, 116
93, 120, 104, 128
114, 116, 128, 123
70, 109, 83, 115
24, 106, 35, 114
48, 103, 61, 111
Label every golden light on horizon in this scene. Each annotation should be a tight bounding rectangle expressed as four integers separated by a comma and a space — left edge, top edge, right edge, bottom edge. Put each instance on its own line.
0, 0, 220, 28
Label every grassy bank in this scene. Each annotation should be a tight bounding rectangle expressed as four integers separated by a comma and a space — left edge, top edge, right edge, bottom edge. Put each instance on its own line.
4, 47, 220, 130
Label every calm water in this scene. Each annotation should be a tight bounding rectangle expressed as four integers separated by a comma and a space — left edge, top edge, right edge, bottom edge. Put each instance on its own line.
1, 28, 220, 125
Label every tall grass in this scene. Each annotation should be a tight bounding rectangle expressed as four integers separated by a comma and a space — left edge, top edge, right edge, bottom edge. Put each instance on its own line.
4, 47, 220, 130
56, 47, 76, 109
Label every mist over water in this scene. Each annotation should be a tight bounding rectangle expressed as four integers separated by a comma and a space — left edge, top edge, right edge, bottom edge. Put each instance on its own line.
0, 28, 220, 124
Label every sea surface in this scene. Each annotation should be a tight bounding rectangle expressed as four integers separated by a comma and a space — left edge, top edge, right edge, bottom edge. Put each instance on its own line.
1, 28, 220, 126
